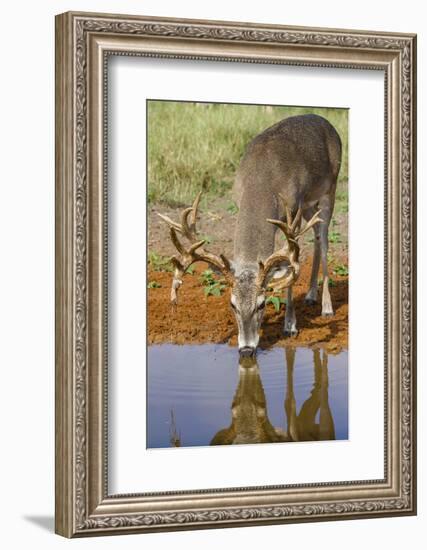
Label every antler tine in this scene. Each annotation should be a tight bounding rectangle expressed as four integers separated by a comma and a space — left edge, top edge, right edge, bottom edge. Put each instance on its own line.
167, 229, 205, 305
290, 207, 302, 232
180, 207, 197, 240
156, 190, 203, 241
157, 212, 183, 233
277, 193, 301, 231
220, 253, 231, 273
297, 209, 323, 238
179, 190, 203, 241
189, 239, 206, 255
257, 215, 298, 289
189, 190, 202, 227
170, 227, 186, 255
157, 192, 233, 305
266, 219, 297, 245
285, 205, 293, 227
257, 198, 305, 289
257, 200, 324, 290
268, 209, 323, 243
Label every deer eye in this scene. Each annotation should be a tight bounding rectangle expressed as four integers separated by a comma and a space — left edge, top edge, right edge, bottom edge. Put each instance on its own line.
257, 300, 266, 311
230, 301, 236, 310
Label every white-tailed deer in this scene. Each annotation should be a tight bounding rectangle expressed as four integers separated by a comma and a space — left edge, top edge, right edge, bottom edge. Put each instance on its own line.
158, 114, 342, 357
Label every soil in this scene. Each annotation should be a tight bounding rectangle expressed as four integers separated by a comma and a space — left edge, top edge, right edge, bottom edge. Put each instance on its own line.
148, 260, 348, 354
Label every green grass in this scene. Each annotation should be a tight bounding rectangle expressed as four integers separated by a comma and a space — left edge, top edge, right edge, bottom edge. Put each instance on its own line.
330, 179, 348, 227
226, 201, 239, 215
148, 101, 348, 206
334, 182, 349, 215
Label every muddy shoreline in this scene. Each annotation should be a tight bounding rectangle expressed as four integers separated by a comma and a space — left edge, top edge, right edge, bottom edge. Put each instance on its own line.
148, 260, 348, 354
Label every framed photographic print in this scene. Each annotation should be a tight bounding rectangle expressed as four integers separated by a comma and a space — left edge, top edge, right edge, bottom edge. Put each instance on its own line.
55, 11, 417, 537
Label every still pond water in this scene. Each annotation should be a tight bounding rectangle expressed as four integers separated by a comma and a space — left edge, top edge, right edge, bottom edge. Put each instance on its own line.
147, 344, 348, 449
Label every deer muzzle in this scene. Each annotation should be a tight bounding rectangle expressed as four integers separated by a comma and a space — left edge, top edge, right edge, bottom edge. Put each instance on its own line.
239, 346, 256, 358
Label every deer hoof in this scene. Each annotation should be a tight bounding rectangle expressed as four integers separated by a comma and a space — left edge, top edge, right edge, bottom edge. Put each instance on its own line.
322, 311, 334, 318
284, 328, 298, 337
304, 298, 317, 306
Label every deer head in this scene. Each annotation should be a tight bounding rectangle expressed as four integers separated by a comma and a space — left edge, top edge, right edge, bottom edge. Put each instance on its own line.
157, 192, 322, 356
210, 355, 288, 445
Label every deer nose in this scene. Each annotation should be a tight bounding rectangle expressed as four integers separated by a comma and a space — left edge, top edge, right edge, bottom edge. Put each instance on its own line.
239, 346, 255, 358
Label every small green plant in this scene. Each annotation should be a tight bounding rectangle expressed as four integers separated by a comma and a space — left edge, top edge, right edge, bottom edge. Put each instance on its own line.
333, 263, 349, 276
185, 265, 196, 275
318, 278, 337, 288
266, 295, 286, 312
200, 234, 213, 245
148, 280, 161, 289
204, 283, 226, 297
200, 269, 227, 297
329, 230, 342, 244
148, 250, 173, 272
200, 269, 215, 286
226, 201, 239, 215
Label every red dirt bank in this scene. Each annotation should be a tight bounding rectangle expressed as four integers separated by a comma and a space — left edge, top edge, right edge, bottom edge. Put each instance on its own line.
148, 261, 348, 353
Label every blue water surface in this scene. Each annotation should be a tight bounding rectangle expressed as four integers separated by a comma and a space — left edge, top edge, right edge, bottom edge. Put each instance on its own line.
147, 344, 348, 449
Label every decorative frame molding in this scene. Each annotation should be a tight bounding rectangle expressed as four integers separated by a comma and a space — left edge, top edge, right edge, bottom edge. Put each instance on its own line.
55, 11, 416, 537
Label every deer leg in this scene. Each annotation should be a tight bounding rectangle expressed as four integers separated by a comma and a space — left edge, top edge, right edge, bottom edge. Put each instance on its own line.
284, 286, 297, 336
305, 220, 321, 305
320, 215, 334, 316
318, 349, 336, 440
284, 348, 299, 441
298, 349, 321, 440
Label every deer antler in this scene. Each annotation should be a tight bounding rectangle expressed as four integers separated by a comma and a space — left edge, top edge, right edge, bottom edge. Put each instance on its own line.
257, 194, 323, 290
157, 191, 232, 304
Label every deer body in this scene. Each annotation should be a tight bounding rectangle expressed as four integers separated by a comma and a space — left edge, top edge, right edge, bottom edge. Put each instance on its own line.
159, 114, 342, 357
231, 114, 342, 353
233, 114, 341, 265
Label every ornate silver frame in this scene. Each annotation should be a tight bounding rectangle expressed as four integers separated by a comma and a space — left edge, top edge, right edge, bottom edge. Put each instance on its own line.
55, 11, 417, 537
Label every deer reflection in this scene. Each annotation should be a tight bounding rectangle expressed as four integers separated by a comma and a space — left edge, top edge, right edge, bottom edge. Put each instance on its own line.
285, 348, 335, 442
210, 348, 335, 446
210, 356, 288, 445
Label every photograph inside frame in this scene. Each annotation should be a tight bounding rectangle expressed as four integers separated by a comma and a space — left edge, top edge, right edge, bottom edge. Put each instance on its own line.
146, 100, 349, 449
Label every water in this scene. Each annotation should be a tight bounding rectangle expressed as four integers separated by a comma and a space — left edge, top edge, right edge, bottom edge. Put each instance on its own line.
147, 344, 348, 449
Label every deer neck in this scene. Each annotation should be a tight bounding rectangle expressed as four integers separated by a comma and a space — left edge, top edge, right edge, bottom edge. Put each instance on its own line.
233, 190, 278, 268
